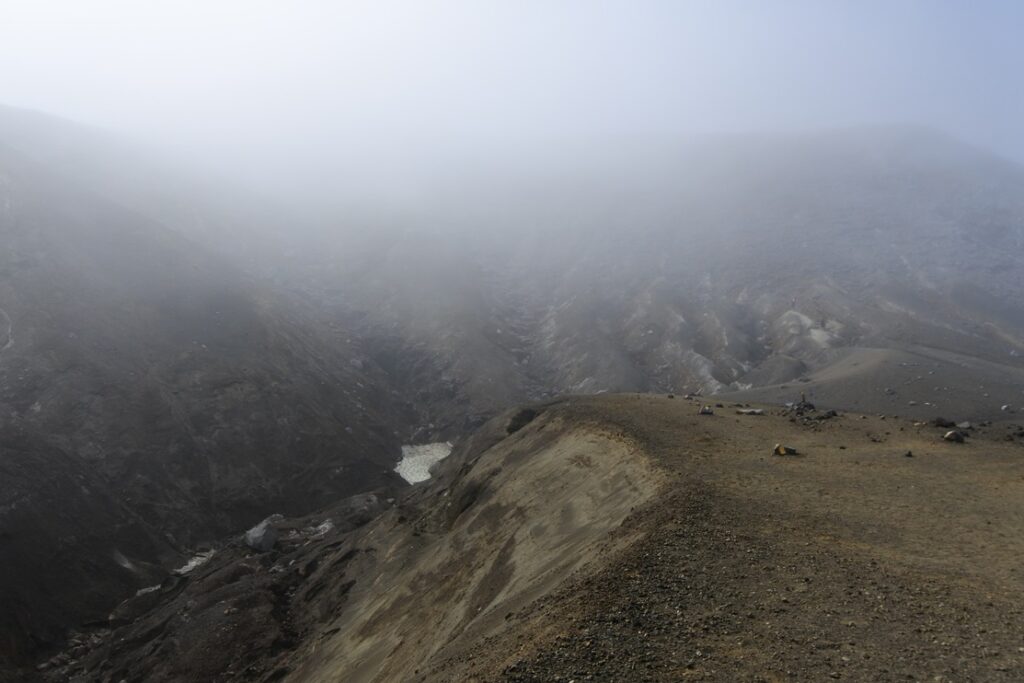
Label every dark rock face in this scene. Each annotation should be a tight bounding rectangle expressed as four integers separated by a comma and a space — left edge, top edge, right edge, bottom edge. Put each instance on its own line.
36, 490, 395, 683
0, 426, 172, 667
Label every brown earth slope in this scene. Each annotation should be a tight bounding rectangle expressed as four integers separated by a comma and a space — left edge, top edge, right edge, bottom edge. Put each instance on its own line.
44, 393, 1024, 682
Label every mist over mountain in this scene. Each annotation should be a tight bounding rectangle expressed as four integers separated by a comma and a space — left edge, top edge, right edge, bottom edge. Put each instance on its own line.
1, 98, 1024, 679
281, 127, 1024, 430
2, 101, 1024, 678
0, 123, 414, 669
2, 2, 1024, 680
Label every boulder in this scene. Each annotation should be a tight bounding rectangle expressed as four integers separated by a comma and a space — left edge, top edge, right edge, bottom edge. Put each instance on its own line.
736, 408, 764, 416
773, 443, 798, 456
698, 405, 714, 415
943, 430, 965, 443
244, 514, 284, 552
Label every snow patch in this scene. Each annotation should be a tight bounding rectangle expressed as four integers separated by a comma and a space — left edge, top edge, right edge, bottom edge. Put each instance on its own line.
395, 442, 453, 484
112, 550, 138, 573
174, 550, 215, 575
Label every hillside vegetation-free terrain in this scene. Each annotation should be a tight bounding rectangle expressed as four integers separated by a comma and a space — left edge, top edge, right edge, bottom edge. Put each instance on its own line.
1, 105, 1024, 680
38, 395, 1024, 681
0, 137, 407, 671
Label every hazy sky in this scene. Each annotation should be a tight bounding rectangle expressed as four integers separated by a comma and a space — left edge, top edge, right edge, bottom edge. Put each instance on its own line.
3, 0, 1023, 191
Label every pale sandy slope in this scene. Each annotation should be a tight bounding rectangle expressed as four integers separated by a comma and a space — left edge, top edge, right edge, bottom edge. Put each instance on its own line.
286, 408, 666, 682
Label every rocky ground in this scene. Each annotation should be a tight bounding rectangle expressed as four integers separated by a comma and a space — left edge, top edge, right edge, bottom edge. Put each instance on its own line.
27, 393, 1024, 682
479, 397, 1024, 681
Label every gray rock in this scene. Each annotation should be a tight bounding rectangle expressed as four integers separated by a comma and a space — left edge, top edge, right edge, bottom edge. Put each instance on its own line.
244, 514, 284, 552
943, 430, 965, 443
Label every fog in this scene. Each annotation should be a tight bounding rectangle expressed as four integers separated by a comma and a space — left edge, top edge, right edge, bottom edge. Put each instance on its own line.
5, 7, 1024, 675
3, 0, 1024, 209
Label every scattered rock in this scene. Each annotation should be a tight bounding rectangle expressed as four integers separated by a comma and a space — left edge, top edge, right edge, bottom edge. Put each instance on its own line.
773, 444, 799, 456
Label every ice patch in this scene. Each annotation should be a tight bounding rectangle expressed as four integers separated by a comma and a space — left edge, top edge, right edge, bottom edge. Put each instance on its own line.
395, 442, 453, 484
174, 550, 215, 575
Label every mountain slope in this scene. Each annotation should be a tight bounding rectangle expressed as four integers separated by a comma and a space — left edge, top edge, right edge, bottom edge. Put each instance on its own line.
0, 141, 407, 670
42, 394, 1024, 681
293, 128, 1024, 433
